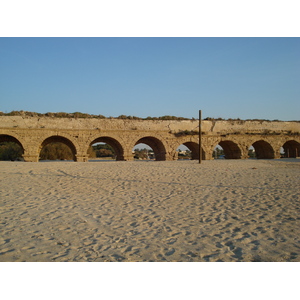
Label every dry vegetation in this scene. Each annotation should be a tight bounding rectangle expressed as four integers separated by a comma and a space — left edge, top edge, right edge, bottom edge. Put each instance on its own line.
1, 110, 297, 122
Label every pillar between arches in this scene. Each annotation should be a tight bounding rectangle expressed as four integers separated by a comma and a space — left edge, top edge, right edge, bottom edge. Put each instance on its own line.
76, 155, 89, 162
122, 149, 134, 161
23, 154, 39, 162
205, 149, 214, 160
273, 150, 281, 159
123, 155, 134, 161
241, 146, 249, 159
23, 148, 39, 162
165, 152, 175, 161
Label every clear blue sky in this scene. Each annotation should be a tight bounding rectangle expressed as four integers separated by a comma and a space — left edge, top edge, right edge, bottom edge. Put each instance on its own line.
0, 37, 299, 121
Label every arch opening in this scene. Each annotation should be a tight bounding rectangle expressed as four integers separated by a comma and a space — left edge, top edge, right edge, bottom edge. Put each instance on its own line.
133, 143, 154, 160
176, 142, 205, 160
39, 136, 76, 161
248, 145, 256, 158
282, 140, 300, 158
134, 137, 166, 161
213, 145, 225, 159
251, 140, 275, 159
0, 135, 24, 161
88, 137, 123, 161
214, 140, 242, 159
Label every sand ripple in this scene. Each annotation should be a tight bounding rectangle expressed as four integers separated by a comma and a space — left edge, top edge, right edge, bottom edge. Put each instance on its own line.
0, 159, 299, 261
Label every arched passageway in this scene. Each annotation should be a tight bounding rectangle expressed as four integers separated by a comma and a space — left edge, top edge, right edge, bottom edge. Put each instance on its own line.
133, 143, 154, 160
89, 137, 124, 161
251, 140, 275, 159
248, 146, 256, 158
0, 134, 24, 161
217, 140, 242, 159
282, 140, 300, 158
213, 145, 225, 159
39, 136, 77, 161
177, 142, 206, 160
135, 136, 166, 161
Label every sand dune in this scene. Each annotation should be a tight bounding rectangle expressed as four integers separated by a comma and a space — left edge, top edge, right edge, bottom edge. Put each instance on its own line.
0, 159, 299, 262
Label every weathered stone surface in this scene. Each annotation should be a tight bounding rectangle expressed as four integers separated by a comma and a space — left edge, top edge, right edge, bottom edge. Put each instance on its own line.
0, 116, 299, 161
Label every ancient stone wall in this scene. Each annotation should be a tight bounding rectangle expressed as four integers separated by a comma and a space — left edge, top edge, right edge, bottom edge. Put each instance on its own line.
1, 116, 299, 133
0, 116, 299, 162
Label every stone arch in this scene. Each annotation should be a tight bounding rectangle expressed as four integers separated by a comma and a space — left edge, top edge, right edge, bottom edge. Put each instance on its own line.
88, 136, 125, 161
39, 135, 77, 161
282, 140, 300, 158
176, 141, 206, 160
251, 140, 275, 159
134, 136, 166, 161
0, 134, 25, 160
218, 140, 242, 159
0, 134, 25, 151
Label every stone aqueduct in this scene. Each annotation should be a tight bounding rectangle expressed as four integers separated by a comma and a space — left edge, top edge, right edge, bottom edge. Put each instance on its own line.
0, 116, 300, 162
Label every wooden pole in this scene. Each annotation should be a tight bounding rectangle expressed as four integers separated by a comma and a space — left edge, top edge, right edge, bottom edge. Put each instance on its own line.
199, 110, 202, 164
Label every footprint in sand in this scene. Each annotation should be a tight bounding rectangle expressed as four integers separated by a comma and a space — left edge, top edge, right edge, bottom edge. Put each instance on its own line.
166, 238, 177, 245
165, 248, 175, 256
225, 241, 235, 250
232, 247, 243, 259
187, 251, 198, 258
129, 222, 138, 227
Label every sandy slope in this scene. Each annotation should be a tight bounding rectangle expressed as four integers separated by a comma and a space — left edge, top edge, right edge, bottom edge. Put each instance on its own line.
0, 159, 299, 262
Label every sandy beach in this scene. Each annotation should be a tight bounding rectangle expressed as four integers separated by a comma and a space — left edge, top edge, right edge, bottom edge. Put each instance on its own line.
0, 159, 299, 262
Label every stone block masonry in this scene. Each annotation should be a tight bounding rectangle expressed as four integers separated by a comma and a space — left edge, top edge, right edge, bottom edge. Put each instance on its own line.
0, 116, 299, 161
